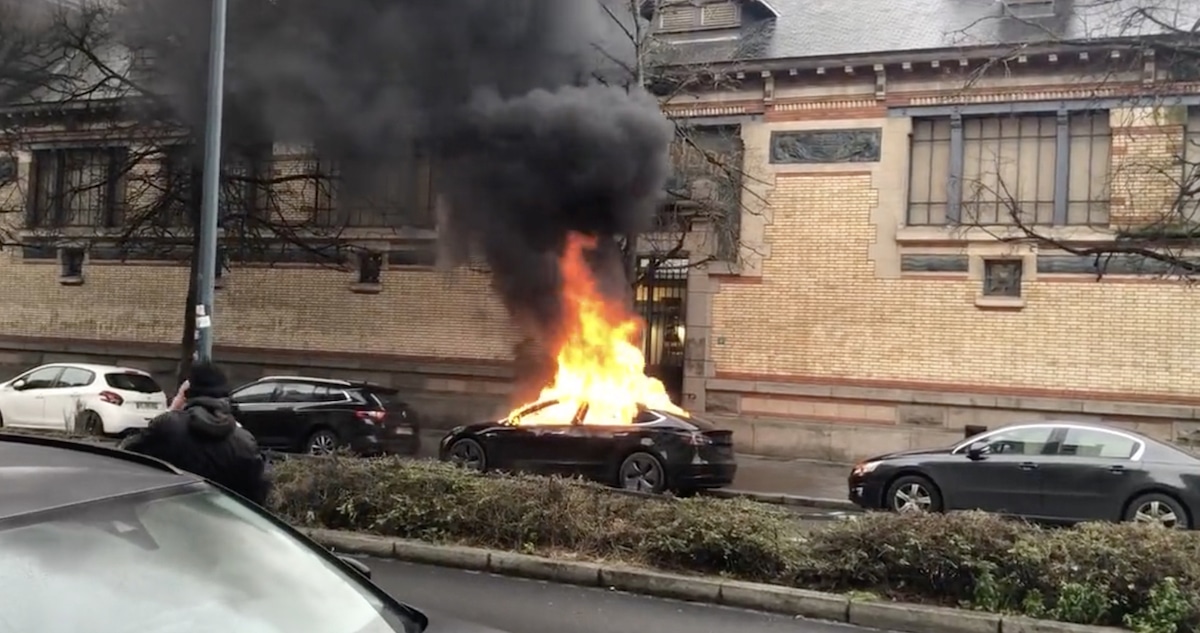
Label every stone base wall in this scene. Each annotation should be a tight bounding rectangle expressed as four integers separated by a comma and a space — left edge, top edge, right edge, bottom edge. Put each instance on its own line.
706, 375, 1200, 462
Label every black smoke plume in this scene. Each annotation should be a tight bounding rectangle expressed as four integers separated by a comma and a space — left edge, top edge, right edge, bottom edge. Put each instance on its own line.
113, 0, 673, 371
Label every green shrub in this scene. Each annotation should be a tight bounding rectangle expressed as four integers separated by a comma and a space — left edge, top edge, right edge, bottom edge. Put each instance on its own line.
270, 455, 1200, 630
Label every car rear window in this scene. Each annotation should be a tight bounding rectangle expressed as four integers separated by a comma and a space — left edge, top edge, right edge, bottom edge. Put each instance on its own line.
105, 372, 162, 393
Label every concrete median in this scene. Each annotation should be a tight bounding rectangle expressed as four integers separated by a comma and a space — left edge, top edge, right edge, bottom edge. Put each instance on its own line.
303, 528, 1122, 633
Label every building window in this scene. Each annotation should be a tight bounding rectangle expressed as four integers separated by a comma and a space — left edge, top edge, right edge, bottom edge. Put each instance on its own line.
657, 1, 740, 31
60, 246, 85, 281
907, 111, 1111, 227
982, 259, 1023, 297
27, 147, 127, 228
1179, 107, 1200, 221
323, 147, 437, 229
357, 251, 383, 285
221, 146, 273, 220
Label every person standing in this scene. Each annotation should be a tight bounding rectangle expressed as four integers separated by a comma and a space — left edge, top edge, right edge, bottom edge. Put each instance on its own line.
121, 362, 270, 505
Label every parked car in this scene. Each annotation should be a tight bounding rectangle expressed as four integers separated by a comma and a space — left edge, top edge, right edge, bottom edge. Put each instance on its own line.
848, 421, 1200, 528
228, 376, 419, 456
0, 431, 507, 632
0, 363, 167, 436
438, 398, 737, 494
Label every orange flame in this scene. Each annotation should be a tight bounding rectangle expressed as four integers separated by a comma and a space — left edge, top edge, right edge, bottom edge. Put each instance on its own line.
507, 232, 686, 425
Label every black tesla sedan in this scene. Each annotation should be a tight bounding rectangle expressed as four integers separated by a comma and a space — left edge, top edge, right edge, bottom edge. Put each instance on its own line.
848, 421, 1200, 528
438, 398, 737, 494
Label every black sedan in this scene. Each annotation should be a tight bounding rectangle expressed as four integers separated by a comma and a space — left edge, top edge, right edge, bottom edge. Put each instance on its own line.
848, 421, 1200, 528
438, 399, 737, 494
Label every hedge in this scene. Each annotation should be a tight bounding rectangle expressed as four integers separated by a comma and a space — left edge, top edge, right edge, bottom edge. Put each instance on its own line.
270, 455, 1200, 633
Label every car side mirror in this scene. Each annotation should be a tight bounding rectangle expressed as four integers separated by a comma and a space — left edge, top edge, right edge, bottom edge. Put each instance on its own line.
966, 441, 989, 460
9, 379, 26, 391
338, 555, 371, 579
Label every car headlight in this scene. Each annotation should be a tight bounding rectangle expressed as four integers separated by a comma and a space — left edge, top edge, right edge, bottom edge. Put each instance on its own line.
852, 461, 881, 477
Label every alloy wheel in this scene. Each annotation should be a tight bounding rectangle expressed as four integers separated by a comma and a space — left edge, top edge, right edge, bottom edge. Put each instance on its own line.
620, 454, 663, 493
1133, 500, 1181, 528
893, 482, 933, 513
448, 440, 484, 471
308, 432, 337, 456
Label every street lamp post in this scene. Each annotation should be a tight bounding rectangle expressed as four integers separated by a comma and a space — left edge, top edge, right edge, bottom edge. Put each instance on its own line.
195, 0, 229, 363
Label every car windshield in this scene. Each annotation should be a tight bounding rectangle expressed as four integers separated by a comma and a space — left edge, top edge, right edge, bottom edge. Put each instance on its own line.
0, 484, 420, 633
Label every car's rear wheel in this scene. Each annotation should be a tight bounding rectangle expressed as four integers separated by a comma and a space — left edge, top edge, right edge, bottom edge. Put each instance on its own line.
618, 452, 667, 494
447, 439, 486, 472
885, 474, 942, 514
78, 411, 104, 436
1124, 493, 1189, 529
306, 429, 340, 456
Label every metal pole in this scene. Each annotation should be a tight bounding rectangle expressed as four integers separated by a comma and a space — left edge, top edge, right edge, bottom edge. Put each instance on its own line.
195, 0, 228, 363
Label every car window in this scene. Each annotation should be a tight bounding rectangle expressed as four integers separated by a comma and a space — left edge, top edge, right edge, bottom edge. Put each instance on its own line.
276, 382, 318, 403
980, 426, 1056, 456
511, 400, 580, 426
55, 368, 95, 388
105, 373, 162, 393
1058, 428, 1140, 459
312, 385, 348, 403
230, 382, 278, 404
0, 485, 419, 633
17, 367, 65, 390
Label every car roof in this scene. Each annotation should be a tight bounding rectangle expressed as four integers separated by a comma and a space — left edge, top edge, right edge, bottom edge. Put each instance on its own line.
20, 363, 152, 376
253, 376, 397, 392
0, 433, 200, 521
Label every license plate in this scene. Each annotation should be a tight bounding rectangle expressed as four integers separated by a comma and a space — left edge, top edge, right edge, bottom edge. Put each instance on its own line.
136, 403, 158, 410
393, 427, 413, 435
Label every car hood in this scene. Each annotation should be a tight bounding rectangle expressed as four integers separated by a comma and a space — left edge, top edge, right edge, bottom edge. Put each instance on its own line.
421, 609, 515, 633
864, 446, 952, 462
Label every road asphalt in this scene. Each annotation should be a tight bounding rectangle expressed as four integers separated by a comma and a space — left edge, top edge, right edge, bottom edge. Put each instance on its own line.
366, 557, 890, 633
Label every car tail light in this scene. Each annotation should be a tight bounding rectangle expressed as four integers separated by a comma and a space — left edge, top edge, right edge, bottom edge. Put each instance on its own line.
685, 432, 713, 446
99, 391, 124, 406
356, 410, 386, 425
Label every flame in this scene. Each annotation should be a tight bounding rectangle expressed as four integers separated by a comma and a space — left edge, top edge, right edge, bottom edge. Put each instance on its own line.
507, 232, 686, 426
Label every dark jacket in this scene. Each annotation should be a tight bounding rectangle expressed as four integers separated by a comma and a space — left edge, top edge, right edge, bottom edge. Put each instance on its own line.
121, 396, 270, 505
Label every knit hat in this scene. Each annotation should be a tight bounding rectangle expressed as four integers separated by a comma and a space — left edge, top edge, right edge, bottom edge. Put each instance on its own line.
187, 362, 230, 399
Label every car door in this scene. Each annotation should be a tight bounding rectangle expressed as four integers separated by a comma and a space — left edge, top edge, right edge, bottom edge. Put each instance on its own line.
229, 381, 282, 447
271, 382, 332, 450
498, 400, 583, 474
0, 366, 66, 428
936, 425, 1056, 517
42, 367, 98, 431
1037, 427, 1146, 522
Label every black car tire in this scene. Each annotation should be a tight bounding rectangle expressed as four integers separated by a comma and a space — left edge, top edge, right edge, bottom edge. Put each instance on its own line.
306, 428, 340, 456
618, 452, 667, 494
1124, 493, 1190, 529
885, 474, 943, 514
78, 411, 104, 436
447, 438, 487, 472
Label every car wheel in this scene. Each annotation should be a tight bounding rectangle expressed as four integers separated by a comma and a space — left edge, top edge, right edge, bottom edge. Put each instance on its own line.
447, 439, 487, 472
78, 411, 104, 436
618, 452, 667, 494
886, 474, 942, 514
1125, 493, 1189, 529
306, 429, 340, 456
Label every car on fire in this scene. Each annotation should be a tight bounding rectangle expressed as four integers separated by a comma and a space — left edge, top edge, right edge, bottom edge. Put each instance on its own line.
848, 421, 1200, 529
438, 398, 737, 494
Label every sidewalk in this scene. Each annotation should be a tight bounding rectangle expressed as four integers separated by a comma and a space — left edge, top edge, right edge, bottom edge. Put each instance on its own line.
417, 429, 850, 501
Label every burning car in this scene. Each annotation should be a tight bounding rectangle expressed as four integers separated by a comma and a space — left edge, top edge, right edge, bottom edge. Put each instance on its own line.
439, 233, 738, 494
439, 398, 737, 494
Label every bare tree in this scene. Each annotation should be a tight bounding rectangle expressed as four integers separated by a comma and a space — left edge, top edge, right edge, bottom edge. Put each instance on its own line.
2, 1, 417, 383
946, 0, 1200, 279
599, 0, 765, 287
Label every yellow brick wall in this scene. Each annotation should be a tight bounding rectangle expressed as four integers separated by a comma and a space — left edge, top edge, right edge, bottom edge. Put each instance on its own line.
1109, 107, 1184, 227
0, 246, 519, 360
711, 172, 1200, 397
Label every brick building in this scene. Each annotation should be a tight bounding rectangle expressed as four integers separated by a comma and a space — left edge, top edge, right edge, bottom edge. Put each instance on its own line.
4, 0, 1200, 460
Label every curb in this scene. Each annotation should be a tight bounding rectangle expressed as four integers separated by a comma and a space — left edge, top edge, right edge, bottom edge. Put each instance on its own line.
304, 528, 1123, 633
702, 488, 859, 511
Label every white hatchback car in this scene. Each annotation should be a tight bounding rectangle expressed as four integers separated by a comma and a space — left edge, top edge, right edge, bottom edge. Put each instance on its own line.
0, 363, 169, 435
